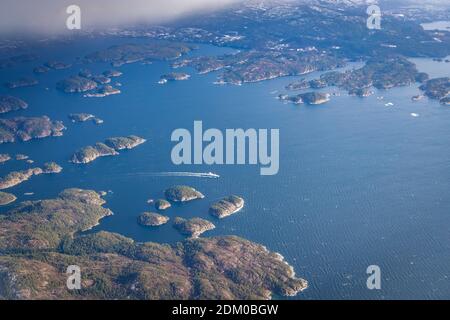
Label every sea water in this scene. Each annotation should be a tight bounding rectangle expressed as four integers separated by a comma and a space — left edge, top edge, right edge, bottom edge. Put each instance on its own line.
0, 38, 449, 299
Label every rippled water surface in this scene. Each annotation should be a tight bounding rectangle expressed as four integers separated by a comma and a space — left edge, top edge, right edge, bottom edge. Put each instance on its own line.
1, 38, 449, 299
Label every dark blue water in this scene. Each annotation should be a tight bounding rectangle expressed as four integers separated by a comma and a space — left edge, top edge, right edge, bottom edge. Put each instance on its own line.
1, 38, 449, 299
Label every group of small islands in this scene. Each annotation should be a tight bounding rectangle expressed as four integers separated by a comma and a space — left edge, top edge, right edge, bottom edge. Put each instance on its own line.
279, 56, 450, 106
0, 188, 306, 299
138, 185, 245, 238
0, 0, 449, 300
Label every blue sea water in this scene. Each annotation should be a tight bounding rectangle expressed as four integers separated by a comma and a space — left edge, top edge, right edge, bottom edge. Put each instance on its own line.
0, 38, 449, 299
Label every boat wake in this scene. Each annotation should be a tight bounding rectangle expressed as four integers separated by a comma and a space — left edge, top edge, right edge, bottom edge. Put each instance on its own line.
127, 171, 220, 179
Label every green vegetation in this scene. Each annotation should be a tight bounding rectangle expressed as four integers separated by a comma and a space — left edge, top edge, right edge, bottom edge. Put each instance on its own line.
164, 185, 205, 202
173, 217, 215, 238
0, 190, 307, 299
209, 195, 244, 219
137, 212, 169, 227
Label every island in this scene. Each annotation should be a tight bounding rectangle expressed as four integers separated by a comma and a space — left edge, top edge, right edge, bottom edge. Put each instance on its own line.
103, 70, 123, 77
419, 77, 450, 104
0, 54, 37, 70
0, 164, 62, 190
0, 154, 11, 163
0, 116, 65, 144
0, 95, 28, 114
0, 191, 16, 205
164, 185, 205, 202
84, 85, 121, 98
174, 50, 344, 85
155, 199, 171, 210
33, 66, 50, 74
104, 135, 146, 150
0, 189, 307, 299
173, 217, 215, 238
91, 75, 111, 85
137, 212, 170, 226
43, 162, 63, 174
306, 56, 428, 96
44, 61, 72, 70
15, 154, 28, 160
279, 92, 330, 105
209, 195, 244, 219
71, 135, 146, 164
68, 113, 103, 124
71, 143, 118, 164
84, 41, 194, 67
56, 76, 98, 93
158, 72, 190, 84
5, 77, 38, 89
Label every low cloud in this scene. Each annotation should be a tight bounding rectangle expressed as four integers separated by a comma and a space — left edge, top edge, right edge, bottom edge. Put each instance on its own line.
0, 0, 241, 35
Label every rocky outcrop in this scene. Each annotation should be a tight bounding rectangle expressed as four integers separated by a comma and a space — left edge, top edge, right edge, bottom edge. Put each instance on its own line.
42, 162, 63, 174
56, 76, 97, 93
0, 162, 62, 190
155, 199, 171, 210
104, 135, 146, 150
0, 154, 11, 163
173, 217, 215, 238
419, 77, 450, 104
164, 185, 205, 202
5, 77, 38, 89
71, 136, 146, 164
209, 195, 244, 219
0, 95, 28, 114
0, 116, 65, 144
0, 191, 16, 205
68, 113, 103, 124
71, 143, 118, 164
137, 212, 170, 226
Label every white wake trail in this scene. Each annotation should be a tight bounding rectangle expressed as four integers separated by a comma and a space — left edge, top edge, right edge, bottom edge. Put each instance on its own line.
126, 171, 220, 178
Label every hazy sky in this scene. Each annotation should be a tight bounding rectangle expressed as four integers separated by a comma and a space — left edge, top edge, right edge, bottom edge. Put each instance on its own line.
0, 0, 241, 34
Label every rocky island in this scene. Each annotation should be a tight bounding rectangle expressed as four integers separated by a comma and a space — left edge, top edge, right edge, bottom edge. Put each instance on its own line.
84, 85, 121, 98
0, 116, 65, 144
175, 50, 344, 85
0, 164, 62, 190
164, 185, 205, 202
42, 162, 63, 174
91, 75, 111, 85
0, 95, 28, 114
56, 76, 98, 93
44, 61, 72, 70
155, 199, 171, 210
84, 41, 193, 67
173, 217, 215, 238
0, 154, 11, 163
209, 195, 244, 219
279, 92, 330, 105
69, 113, 103, 124
103, 70, 123, 77
137, 212, 170, 226
33, 66, 50, 74
5, 77, 38, 89
419, 77, 450, 104
0, 191, 16, 205
158, 72, 190, 84
309, 56, 428, 96
104, 135, 146, 150
71, 135, 146, 164
71, 143, 119, 164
